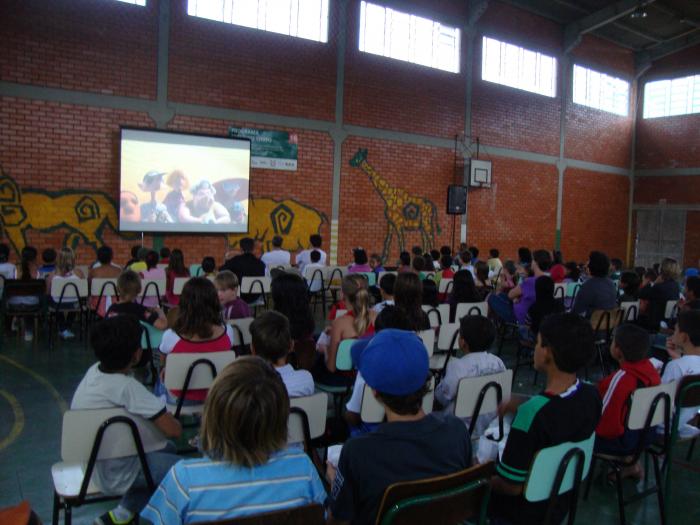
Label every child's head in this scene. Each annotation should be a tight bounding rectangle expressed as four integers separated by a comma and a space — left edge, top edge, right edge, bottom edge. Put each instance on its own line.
201, 256, 216, 274
175, 277, 222, 338
201, 356, 288, 467
411, 246, 423, 257
136, 246, 149, 262
271, 235, 283, 249
250, 311, 292, 364
440, 245, 452, 257
536, 313, 595, 373
159, 247, 170, 260
145, 250, 159, 270
0, 243, 10, 263
475, 261, 489, 283
411, 255, 426, 273
440, 255, 453, 270
42, 248, 57, 265
379, 272, 396, 298
611, 258, 623, 272
672, 310, 700, 350
353, 247, 368, 265
587, 251, 610, 278
459, 315, 496, 353
489, 248, 499, 259
56, 247, 76, 274
168, 248, 186, 274
503, 260, 517, 277
394, 272, 422, 313
374, 305, 412, 331
611, 324, 650, 363
91, 315, 142, 372
130, 245, 140, 259
399, 251, 410, 266
430, 249, 440, 262
518, 247, 532, 265
469, 246, 479, 260
97, 246, 114, 266
660, 257, 681, 282
239, 237, 254, 254
565, 261, 580, 281
620, 271, 640, 295
117, 270, 142, 300
309, 234, 322, 248
532, 249, 552, 273
214, 270, 239, 304
685, 276, 700, 302
310, 249, 321, 264
369, 253, 382, 269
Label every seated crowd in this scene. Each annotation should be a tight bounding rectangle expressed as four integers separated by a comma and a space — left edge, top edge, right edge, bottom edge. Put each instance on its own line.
0, 237, 699, 525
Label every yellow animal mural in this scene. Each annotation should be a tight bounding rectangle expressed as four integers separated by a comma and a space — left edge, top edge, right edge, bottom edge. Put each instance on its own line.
227, 197, 326, 252
0, 168, 121, 255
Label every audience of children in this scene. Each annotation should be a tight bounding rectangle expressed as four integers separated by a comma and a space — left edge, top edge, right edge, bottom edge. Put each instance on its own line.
571, 251, 618, 317
140, 250, 166, 308
72, 316, 181, 525
250, 311, 314, 397
435, 315, 506, 434
46, 247, 85, 339
448, 269, 483, 322
393, 272, 431, 331
106, 270, 168, 330
618, 270, 641, 302
218, 237, 266, 303
639, 257, 682, 330
214, 270, 251, 321
487, 248, 503, 276
142, 357, 326, 525
372, 272, 395, 313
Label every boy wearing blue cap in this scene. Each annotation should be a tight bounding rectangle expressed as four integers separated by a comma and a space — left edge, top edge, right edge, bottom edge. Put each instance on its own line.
327, 329, 472, 525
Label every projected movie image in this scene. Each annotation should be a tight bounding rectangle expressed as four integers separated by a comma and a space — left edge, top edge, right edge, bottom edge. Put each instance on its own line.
120, 128, 251, 233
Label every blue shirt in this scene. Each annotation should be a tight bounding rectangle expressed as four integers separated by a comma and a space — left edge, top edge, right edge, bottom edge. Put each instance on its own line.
141, 448, 327, 524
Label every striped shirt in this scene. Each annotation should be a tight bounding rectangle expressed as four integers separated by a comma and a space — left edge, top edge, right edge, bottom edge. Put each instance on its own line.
141, 448, 327, 524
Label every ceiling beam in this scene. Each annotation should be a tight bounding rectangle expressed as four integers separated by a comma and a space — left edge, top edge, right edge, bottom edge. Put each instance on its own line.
653, 2, 700, 28
564, 0, 657, 53
636, 28, 700, 77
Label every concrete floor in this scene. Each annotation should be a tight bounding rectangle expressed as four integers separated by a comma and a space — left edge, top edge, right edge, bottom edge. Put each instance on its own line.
1, 324, 698, 525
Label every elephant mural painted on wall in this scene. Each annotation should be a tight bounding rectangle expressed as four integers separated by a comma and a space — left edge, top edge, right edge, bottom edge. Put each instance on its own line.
227, 197, 326, 253
0, 168, 122, 255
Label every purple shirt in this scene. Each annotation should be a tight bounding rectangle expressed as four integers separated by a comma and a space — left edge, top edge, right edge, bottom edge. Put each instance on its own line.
222, 298, 251, 321
514, 276, 538, 324
348, 263, 372, 273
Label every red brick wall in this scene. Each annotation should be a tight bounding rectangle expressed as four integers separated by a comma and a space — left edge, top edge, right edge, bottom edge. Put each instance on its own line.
684, 212, 700, 269
560, 169, 630, 263
0, 0, 157, 99
634, 176, 700, 205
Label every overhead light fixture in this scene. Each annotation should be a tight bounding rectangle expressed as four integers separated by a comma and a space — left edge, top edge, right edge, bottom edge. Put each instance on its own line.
630, 4, 648, 19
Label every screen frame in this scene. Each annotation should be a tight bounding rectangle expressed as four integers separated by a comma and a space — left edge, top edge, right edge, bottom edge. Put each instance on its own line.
118, 126, 252, 234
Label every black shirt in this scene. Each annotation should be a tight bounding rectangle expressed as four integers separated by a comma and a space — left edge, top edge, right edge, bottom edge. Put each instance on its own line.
639, 279, 681, 329
330, 412, 472, 524
219, 252, 266, 302
106, 301, 158, 325
492, 381, 601, 525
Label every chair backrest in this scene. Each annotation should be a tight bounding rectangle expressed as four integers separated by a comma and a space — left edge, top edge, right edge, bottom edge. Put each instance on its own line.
455, 302, 488, 320
436, 323, 460, 352
304, 268, 325, 289
524, 432, 595, 502
227, 317, 255, 346
325, 266, 346, 286
336, 338, 356, 371
335, 308, 348, 318
61, 408, 168, 462
288, 392, 329, 444
619, 301, 640, 322
376, 271, 398, 284
627, 381, 677, 430
140, 278, 166, 298
417, 329, 435, 357
553, 283, 566, 300
50, 278, 88, 300
436, 303, 450, 324
1, 279, 45, 300
361, 376, 436, 424
240, 276, 271, 294
197, 504, 325, 525
156, 263, 168, 270
438, 278, 453, 294
421, 305, 441, 328
664, 300, 678, 320
590, 308, 622, 335
75, 265, 89, 278
163, 351, 236, 390
375, 462, 495, 525
358, 272, 377, 287
189, 264, 203, 277
454, 370, 513, 420
172, 277, 190, 295
568, 283, 581, 300
89, 278, 119, 298
675, 374, 700, 408
140, 321, 164, 352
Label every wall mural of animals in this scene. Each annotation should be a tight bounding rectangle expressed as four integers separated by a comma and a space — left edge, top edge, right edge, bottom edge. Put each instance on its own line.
349, 148, 440, 261
0, 168, 122, 255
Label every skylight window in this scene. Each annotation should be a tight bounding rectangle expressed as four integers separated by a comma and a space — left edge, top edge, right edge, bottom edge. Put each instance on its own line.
572, 64, 629, 116
358, 1, 461, 74
643, 74, 700, 118
481, 36, 557, 97
115, 0, 146, 5
187, 0, 329, 43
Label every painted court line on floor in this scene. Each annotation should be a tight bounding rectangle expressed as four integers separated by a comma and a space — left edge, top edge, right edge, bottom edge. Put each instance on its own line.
0, 354, 68, 414
0, 389, 24, 451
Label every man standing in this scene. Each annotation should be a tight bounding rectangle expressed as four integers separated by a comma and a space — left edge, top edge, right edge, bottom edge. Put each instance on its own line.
219, 237, 266, 303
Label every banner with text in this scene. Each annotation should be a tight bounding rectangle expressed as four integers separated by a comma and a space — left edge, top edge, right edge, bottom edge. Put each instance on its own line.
229, 127, 298, 171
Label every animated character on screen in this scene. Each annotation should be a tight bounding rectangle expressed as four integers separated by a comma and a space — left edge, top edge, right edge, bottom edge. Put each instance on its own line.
162, 170, 201, 224
187, 180, 231, 224
213, 178, 249, 226
138, 170, 173, 223
120, 191, 141, 223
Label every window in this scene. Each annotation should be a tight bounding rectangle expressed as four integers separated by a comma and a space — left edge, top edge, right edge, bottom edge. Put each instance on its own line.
187, 0, 329, 43
358, 1, 461, 73
643, 74, 700, 118
481, 36, 557, 97
115, 0, 146, 4
572, 65, 629, 116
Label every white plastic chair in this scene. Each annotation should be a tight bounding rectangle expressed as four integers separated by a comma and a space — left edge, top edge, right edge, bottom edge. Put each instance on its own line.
360, 376, 435, 423
454, 370, 513, 438
49, 278, 89, 347
240, 276, 271, 310
430, 323, 460, 371
438, 278, 454, 294
52, 408, 167, 525
172, 276, 190, 296
418, 329, 435, 357
288, 392, 329, 452
163, 351, 237, 418
139, 278, 166, 307
664, 300, 679, 320
620, 300, 641, 322
227, 317, 255, 347
455, 301, 488, 320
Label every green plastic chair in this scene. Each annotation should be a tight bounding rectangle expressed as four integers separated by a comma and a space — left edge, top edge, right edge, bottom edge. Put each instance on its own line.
377, 462, 494, 525
359, 272, 377, 287
189, 264, 203, 277
524, 432, 595, 525
315, 338, 357, 420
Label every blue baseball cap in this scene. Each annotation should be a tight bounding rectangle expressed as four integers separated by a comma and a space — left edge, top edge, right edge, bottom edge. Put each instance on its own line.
685, 268, 699, 278
357, 329, 429, 396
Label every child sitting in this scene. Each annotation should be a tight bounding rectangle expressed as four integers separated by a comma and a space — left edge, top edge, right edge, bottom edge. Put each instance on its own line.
490, 313, 601, 525
214, 270, 251, 321
250, 311, 314, 397
141, 357, 326, 524
595, 324, 660, 474
201, 256, 217, 277
71, 316, 181, 525
663, 310, 700, 437
106, 270, 168, 330
38, 247, 57, 277
0, 243, 16, 279
435, 315, 506, 435
372, 272, 395, 313
303, 249, 325, 293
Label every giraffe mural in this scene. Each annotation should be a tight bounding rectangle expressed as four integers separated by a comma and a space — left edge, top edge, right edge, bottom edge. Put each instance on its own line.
349, 148, 440, 261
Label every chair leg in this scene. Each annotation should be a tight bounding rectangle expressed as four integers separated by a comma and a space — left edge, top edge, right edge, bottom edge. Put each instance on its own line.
614, 468, 626, 525
65, 502, 72, 525
52, 492, 60, 525
652, 455, 667, 525
584, 456, 597, 500
687, 437, 697, 461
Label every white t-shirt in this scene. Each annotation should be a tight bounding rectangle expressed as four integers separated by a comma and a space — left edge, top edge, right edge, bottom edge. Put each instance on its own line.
0, 262, 17, 280
71, 363, 167, 494
261, 249, 291, 273
346, 372, 367, 414
303, 262, 326, 292
372, 299, 394, 313
435, 352, 506, 435
662, 354, 700, 436
296, 249, 327, 273
277, 364, 314, 398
